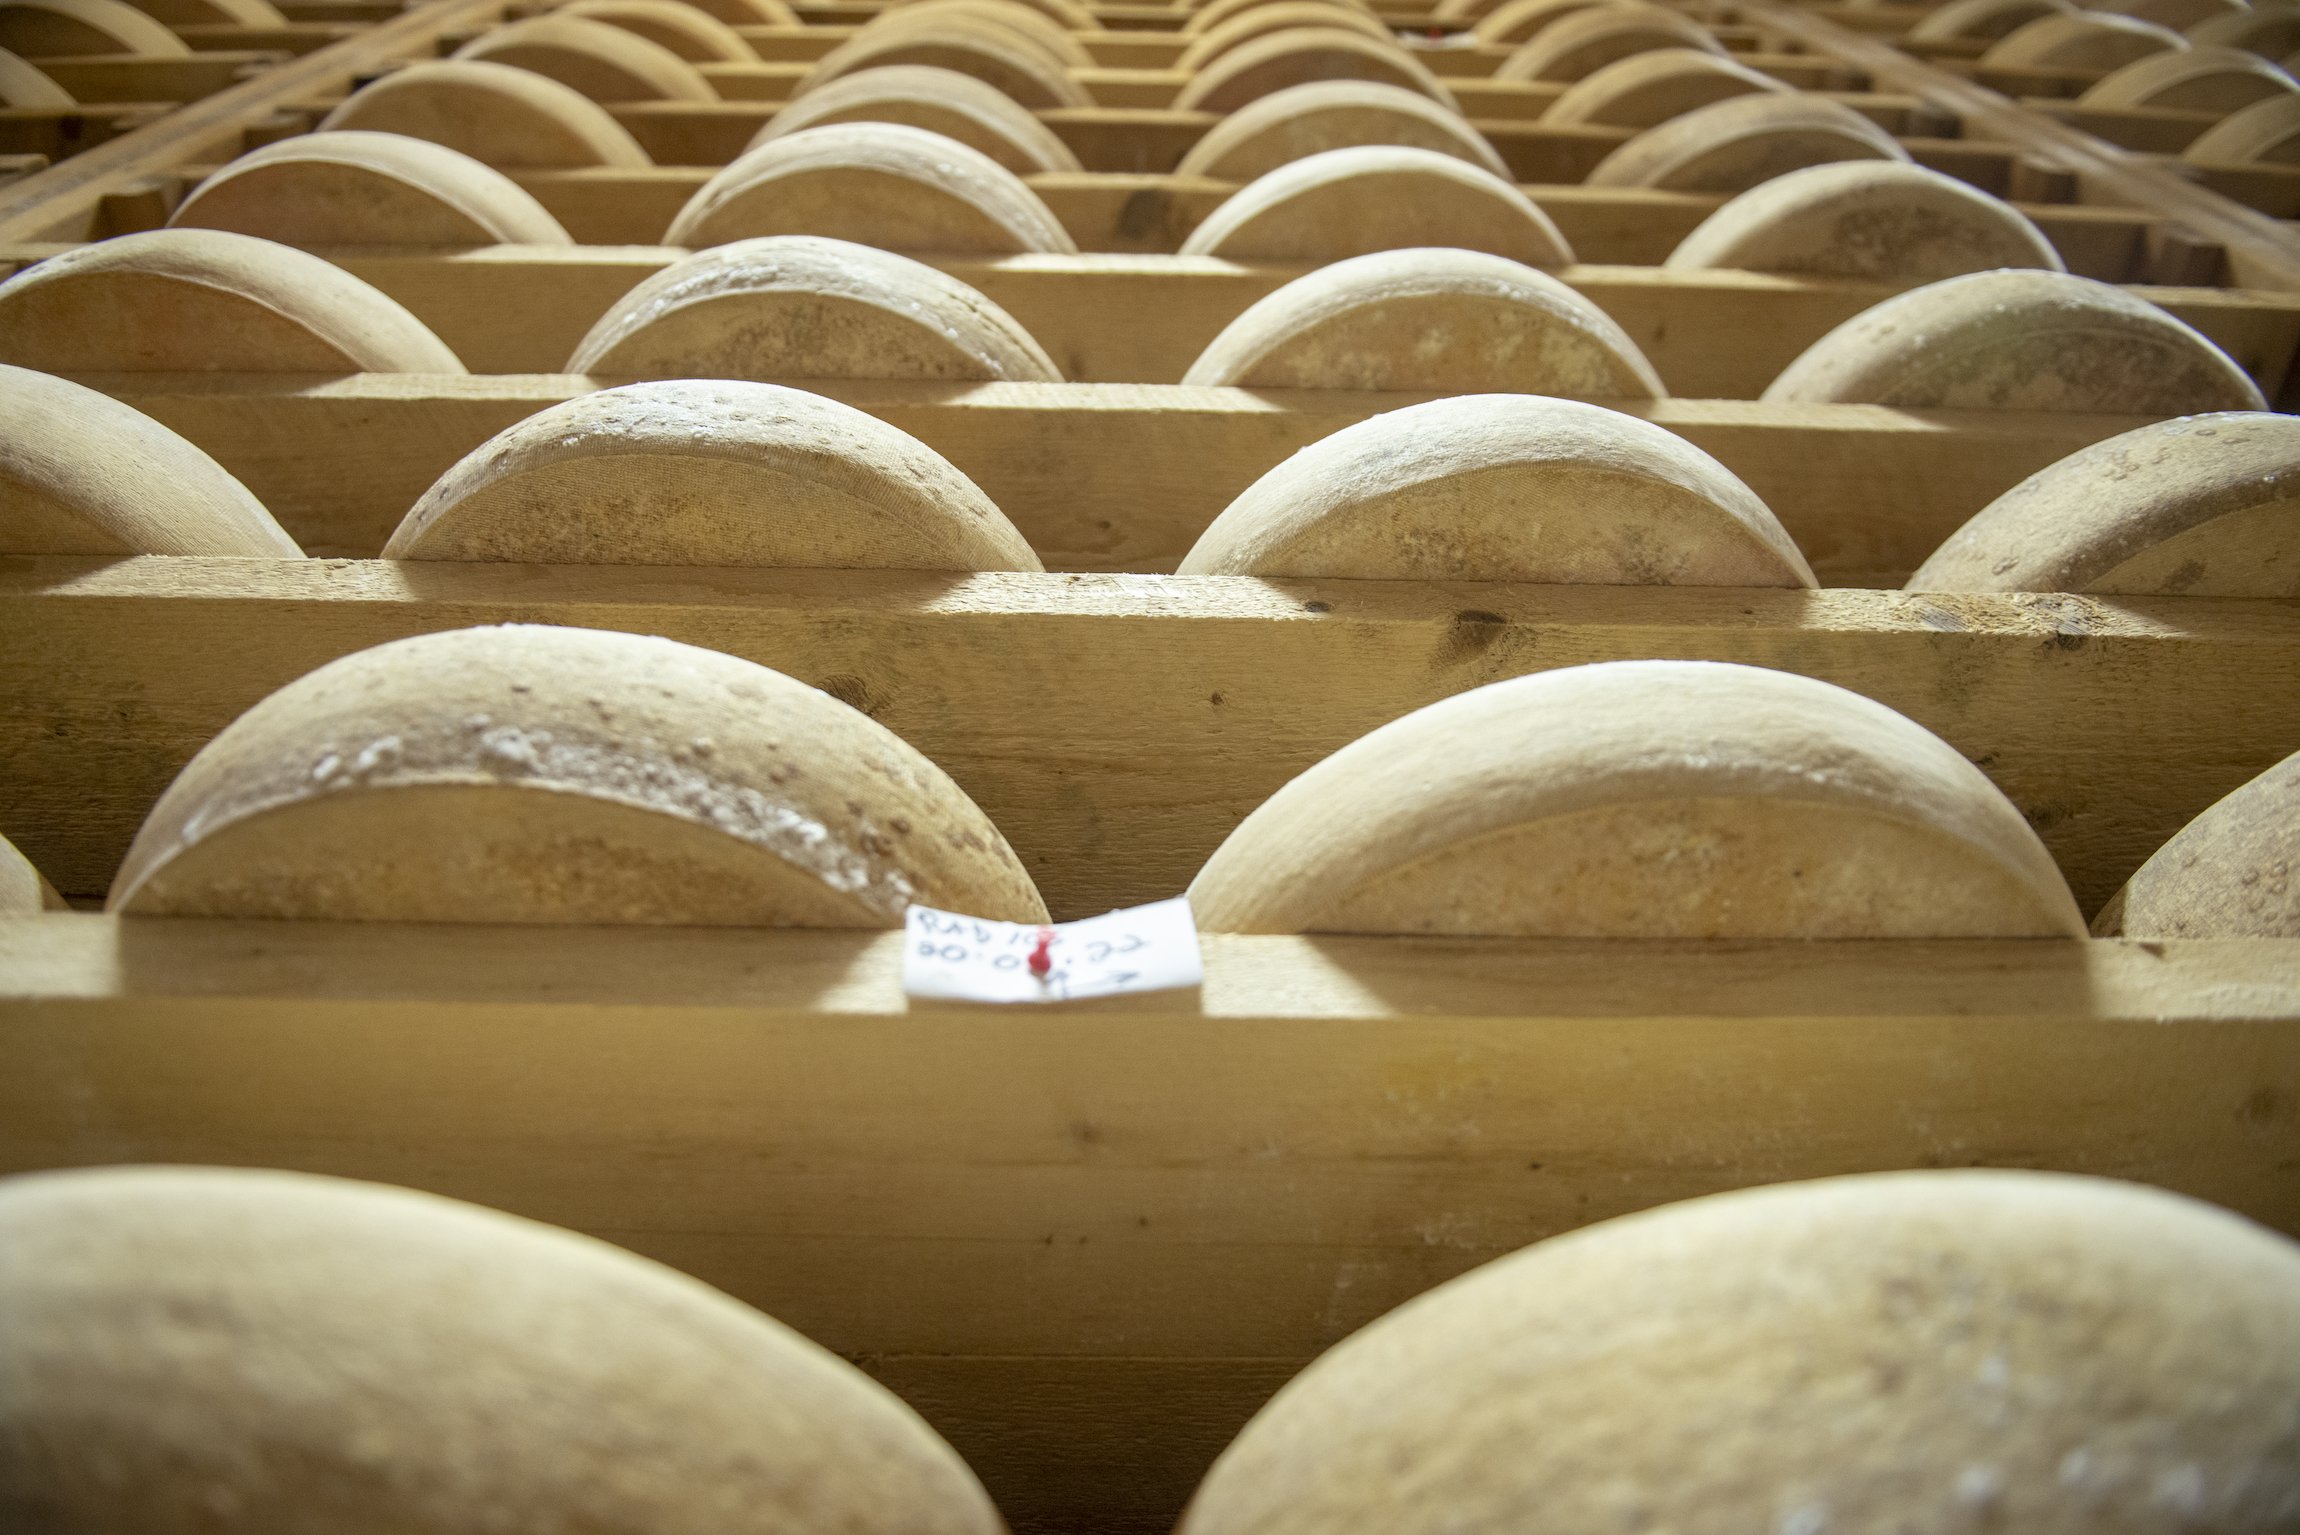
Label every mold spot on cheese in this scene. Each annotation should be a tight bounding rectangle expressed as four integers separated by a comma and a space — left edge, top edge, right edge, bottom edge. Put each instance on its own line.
1173, 26, 1458, 114
106, 624, 1048, 925
1540, 47, 1789, 129
452, 14, 718, 104
0, 45, 70, 105
168, 130, 572, 249
317, 60, 653, 169
1180, 145, 1574, 264
798, 21, 1089, 108
2094, 749, 2300, 936
1494, 4, 1728, 82
560, 0, 760, 62
1981, 10, 2188, 69
1176, 80, 1510, 182
2185, 91, 2300, 165
0, 0, 187, 58
754, 63, 1082, 175
1665, 161, 2064, 283
1586, 92, 1909, 192
0, 830, 66, 913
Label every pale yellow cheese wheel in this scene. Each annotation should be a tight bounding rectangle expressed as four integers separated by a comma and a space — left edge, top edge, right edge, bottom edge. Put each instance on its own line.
2079, 41, 2297, 111
1173, 26, 1458, 113
2188, 5, 2300, 58
0, 1165, 1009, 1535
109, 624, 1048, 925
1180, 248, 1661, 394
0, 44, 68, 105
1494, 3, 1727, 82
0, 0, 184, 56
0, 362, 301, 555
1178, 1, 1394, 70
0, 829, 63, 913
168, 130, 572, 248
1540, 47, 1789, 129
1980, 10, 2187, 69
667, 122, 1076, 254
1430, 0, 1510, 23
0, 229, 466, 373
1177, 1171, 2300, 1533
318, 60, 652, 170
117, 0, 282, 26
1908, 411, 2300, 596
1907, 0, 2072, 43
1175, 79, 1510, 181
2094, 749, 2300, 936
1762, 269, 2266, 413
1179, 145, 1574, 263
1471, 0, 1609, 48
2185, 89, 2300, 162
2096, 0, 2245, 31
561, 0, 759, 61
453, 15, 717, 104
1664, 161, 2064, 281
568, 234, 1062, 381
1185, 0, 1375, 35
680, 0, 795, 23
891, 0, 1095, 31
1585, 92, 1908, 191
1187, 660, 2078, 936
799, 22, 1090, 108
386, 379, 1041, 571
753, 64, 1081, 175
865, 0, 1093, 70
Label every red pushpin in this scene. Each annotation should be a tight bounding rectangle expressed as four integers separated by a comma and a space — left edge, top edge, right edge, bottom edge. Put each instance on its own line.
1027, 926, 1056, 978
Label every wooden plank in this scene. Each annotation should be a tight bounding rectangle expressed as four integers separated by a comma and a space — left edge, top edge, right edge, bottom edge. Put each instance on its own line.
0, 105, 164, 161
33, 54, 281, 105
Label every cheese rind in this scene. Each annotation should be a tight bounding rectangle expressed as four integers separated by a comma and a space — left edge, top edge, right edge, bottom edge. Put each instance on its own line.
1494, 4, 1727, 82
1177, 80, 1509, 182
561, 0, 759, 62
1471, 0, 1608, 48
0, 45, 69, 105
1907, 0, 2071, 43
868, 0, 1094, 70
2078, 42, 2297, 111
1180, 145, 1574, 264
168, 130, 573, 249
798, 22, 1090, 108
1665, 160, 2064, 282
1173, 26, 1458, 113
1540, 47, 1789, 129
2185, 91, 2300, 165
1178, 3, 1395, 71
753, 63, 1082, 174
0, 831, 64, 913
1586, 91, 1908, 192
0, 0, 187, 57
1186, 0, 1374, 33
2094, 749, 2300, 936
452, 14, 717, 104
318, 60, 653, 169
1980, 9, 2187, 68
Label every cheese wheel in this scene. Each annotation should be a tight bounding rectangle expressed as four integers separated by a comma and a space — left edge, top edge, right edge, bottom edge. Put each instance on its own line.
1180, 145, 1574, 263
892, 0, 1095, 30
1430, 0, 1511, 23
569, 235, 1061, 381
118, 0, 280, 25
1494, 4, 1727, 83
667, 122, 1076, 254
453, 15, 716, 104
1540, 47, 1789, 129
1189, 660, 2077, 937
1181, 248, 1662, 394
1179, 2, 1394, 70
1665, 161, 2063, 281
0, 1165, 1008, 1535
1185, 0, 1376, 35
1907, 0, 2072, 42
1179, 395, 1808, 588
1173, 27, 1458, 114
2079, 42, 2296, 110
1471, 0, 1610, 48
0, 363, 300, 555
0, 229, 466, 373
1763, 270, 2265, 413
1980, 11, 2187, 69
168, 130, 572, 249
753, 64, 1080, 175
561, 0, 759, 62
0, 0, 183, 56
2096, 0, 2245, 31
1586, 92, 1909, 191
866, 0, 1093, 71
387, 379, 1041, 571
2188, 5, 2300, 58
1175, 80, 1510, 181
318, 61, 650, 170
1178, 1171, 2300, 1535
2095, 750, 2300, 936
0, 830, 63, 913
2185, 89, 2300, 162
109, 624, 1047, 924
0, 45, 69, 105
1908, 411, 2300, 596
682, 0, 795, 23
799, 24, 1090, 108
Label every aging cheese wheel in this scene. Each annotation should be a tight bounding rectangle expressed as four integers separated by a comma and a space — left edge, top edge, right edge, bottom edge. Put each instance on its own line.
561, 0, 759, 62
317, 60, 653, 170
1175, 80, 1510, 181
2098, 0, 2245, 31
1494, 4, 1727, 83
1179, 145, 1574, 264
893, 0, 1095, 31
386, 379, 1041, 571
568, 235, 1061, 381
1174, 26, 1457, 113
0, 0, 184, 56
0, 363, 301, 555
0, 43, 69, 102
753, 64, 1081, 175
1178, 2, 1395, 71
0, 830, 63, 914
121, 0, 283, 25
1540, 47, 1789, 130
2185, 90, 2300, 163
1907, 0, 2073, 44
1178, 396, 1808, 587
1177, 1171, 2300, 1535
108, 624, 1048, 925
2095, 750, 2300, 936
1431, 0, 1513, 23
1664, 161, 2064, 282
867, 0, 1094, 71
1586, 92, 1908, 192
667, 122, 1076, 254
0, 229, 466, 373
2078, 42, 2297, 111
453, 15, 717, 104
0, 1165, 1009, 1535
1980, 10, 2188, 69
1187, 661, 2076, 936
1471, 0, 1609, 48
1908, 411, 2300, 596
681, 0, 796, 23
168, 130, 572, 249
799, 23, 1090, 108
1180, 248, 1661, 395
1185, 0, 1376, 35
1762, 269, 2265, 413
2188, 5, 2300, 58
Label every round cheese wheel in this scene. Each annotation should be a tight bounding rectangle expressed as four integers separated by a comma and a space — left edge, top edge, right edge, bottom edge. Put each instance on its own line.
1540, 47, 1789, 129
319, 61, 651, 169
799, 24, 1090, 108
1179, 3, 1394, 70
2079, 42, 2296, 110
1494, 4, 1727, 83
0, 1165, 1009, 1535
1177, 1171, 2300, 1533
1430, 0, 1511, 23
1586, 92, 1909, 192
1188, 659, 2076, 937
1907, 0, 2073, 43
387, 379, 1041, 571
1762, 269, 2265, 413
682, 0, 795, 23
1908, 411, 2300, 596
2095, 750, 2300, 936
0, 363, 300, 555
1181, 248, 1661, 394
453, 15, 717, 105
667, 122, 1076, 254
1180, 145, 1574, 263
2184, 89, 2300, 162
2188, 5, 2300, 58
1185, 0, 1375, 35
1665, 161, 2064, 281
1471, 0, 1610, 48
1173, 27, 1458, 114
0, 0, 185, 56
866, 0, 1093, 70
0, 44, 70, 103
1175, 80, 1509, 181
568, 235, 1061, 381
168, 130, 572, 249
109, 624, 1047, 924
0, 830, 62, 913
1980, 11, 2187, 69
0, 229, 466, 373
893, 0, 1095, 31
753, 64, 1080, 174
1178, 395, 1809, 588
2096, 0, 2245, 31
125, 0, 284, 26
560, 0, 759, 62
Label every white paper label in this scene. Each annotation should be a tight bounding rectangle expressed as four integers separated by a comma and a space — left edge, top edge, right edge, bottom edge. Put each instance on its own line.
902, 896, 1204, 1004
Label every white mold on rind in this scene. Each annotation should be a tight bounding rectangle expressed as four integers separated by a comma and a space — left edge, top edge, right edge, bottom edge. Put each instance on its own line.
1179, 144, 1574, 264
168, 130, 572, 249
318, 60, 653, 170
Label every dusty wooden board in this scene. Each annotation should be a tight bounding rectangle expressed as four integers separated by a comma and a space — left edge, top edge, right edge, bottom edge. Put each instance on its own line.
2, 914, 2295, 1532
